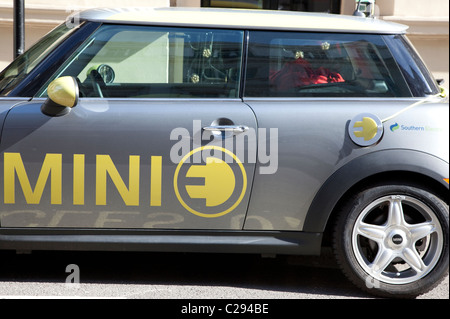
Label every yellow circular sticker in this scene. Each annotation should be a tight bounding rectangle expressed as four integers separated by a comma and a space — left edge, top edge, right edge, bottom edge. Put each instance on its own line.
349, 113, 384, 147
173, 146, 247, 218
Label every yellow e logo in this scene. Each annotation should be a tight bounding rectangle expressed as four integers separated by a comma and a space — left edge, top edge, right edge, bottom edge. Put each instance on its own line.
173, 146, 247, 218
349, 113, 384, 147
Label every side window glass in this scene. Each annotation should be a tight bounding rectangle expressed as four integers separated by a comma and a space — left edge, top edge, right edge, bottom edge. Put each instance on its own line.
383, 35, 439, 97
39, 25, 244, 98
245, 31, 411, 97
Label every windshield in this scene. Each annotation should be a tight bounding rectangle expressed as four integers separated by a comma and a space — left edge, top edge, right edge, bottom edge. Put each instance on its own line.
0, 23, 75, 96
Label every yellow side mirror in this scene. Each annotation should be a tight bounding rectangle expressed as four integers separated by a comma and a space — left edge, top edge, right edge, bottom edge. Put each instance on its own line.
41, 76, 79, 116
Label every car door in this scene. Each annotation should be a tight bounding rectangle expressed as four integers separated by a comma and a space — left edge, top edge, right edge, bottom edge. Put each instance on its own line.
242, 30, 415, 231
0, 24, 256, 230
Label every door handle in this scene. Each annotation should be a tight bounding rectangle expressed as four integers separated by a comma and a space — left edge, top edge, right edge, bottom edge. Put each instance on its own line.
203, 125, 249, 134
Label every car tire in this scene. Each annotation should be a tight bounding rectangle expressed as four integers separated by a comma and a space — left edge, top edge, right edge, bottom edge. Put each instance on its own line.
333, 184, 449, 298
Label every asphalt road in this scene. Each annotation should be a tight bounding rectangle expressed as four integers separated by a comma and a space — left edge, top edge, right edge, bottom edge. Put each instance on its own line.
0, 249, 447, 300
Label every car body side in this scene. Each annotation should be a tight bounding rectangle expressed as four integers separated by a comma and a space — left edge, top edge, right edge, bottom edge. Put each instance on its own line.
0, 9, 448, 256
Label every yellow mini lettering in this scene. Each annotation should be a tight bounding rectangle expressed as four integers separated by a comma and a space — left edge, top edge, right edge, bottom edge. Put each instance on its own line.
73, 154, 85, 205
96, 155, 140, 206
150, 156, 162, 206
4, 153, 62, 205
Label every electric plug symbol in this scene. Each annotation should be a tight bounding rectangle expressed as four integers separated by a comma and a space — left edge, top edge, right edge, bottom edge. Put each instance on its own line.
185, 157, 236, 207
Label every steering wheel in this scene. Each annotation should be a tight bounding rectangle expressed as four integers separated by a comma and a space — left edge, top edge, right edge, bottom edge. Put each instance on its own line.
88, 69, 107, 98
76, 77, 87, 98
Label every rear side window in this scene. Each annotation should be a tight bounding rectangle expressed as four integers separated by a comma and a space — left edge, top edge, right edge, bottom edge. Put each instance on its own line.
245, 31, 412, 98
383, 35, 439, 97
39, 25, 244, 99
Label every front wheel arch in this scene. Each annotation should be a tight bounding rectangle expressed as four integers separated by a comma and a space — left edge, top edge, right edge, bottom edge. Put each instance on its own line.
321, 171, 448, 247
304, 150, 449, 234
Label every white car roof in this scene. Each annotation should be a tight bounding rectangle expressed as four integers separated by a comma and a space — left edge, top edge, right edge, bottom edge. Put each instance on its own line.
75, 7, 408, 34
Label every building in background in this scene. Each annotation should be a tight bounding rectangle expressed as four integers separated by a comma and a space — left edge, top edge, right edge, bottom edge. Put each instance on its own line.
0, 0, 448, 85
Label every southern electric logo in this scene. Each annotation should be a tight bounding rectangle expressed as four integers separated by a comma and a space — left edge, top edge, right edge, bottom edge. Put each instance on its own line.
390, 123, 400, 132
390, 122, 444, 133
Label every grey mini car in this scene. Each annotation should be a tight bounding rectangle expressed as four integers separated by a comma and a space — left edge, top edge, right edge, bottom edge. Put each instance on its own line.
0, 7, 448, 298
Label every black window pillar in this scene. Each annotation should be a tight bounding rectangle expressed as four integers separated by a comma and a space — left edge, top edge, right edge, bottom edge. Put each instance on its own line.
263, 0, 279, 9
14, 0, 25, 58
